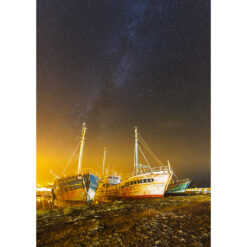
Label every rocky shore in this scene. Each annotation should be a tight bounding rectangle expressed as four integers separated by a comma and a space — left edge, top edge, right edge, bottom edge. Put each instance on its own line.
37, 195, 210, 247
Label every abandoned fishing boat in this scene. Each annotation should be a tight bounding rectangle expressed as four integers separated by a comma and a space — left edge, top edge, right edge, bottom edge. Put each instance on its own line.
95, 127, 173, 202
165, 162, 191, 194
166, 178, 191, 194
53, 123, 100, 202
94, 148, 122, 202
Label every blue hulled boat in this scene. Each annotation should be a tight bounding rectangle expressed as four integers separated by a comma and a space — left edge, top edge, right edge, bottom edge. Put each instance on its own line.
166, 178, 191, 194
53, 123, 100, 203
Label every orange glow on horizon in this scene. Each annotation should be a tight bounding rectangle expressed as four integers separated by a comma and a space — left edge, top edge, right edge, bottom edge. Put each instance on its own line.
36, 125, 210, 185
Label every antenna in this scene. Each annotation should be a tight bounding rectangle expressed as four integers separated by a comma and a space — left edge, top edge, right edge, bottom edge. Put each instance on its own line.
77, 122, 87, 175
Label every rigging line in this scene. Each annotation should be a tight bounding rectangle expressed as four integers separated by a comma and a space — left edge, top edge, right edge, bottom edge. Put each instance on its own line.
172, 169, 178, 180
170, 163, 178, 180
138, 145, 151, 168
50, 169, 60, 179
139, 139, 162, 166
62, 140, 81, 176
138, 134, 163, 166
138, 135, 162, 164
63, 134, 81, 158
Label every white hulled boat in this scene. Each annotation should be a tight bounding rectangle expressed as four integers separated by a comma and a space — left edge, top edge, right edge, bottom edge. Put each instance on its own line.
95, 127, 173, 202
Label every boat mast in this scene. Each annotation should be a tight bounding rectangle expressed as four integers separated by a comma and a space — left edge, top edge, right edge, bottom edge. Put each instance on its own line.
102, 147, 106, 177
134, 126, 139, 175
77, 122, 87, 175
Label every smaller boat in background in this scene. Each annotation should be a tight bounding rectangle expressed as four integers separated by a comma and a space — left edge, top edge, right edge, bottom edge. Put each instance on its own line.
166, 178, 191, 194
94, 174, 122, 202
94, 148, 122, 202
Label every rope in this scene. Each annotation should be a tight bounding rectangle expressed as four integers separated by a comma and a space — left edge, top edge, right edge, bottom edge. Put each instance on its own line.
138, 134, 163, 166
62, 140, 81, 176
50, 169, 60, 179
171, 167, 178, 180
138, 145, 151, 168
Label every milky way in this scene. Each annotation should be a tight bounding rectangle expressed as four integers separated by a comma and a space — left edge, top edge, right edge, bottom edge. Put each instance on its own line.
37, 0, 210, 184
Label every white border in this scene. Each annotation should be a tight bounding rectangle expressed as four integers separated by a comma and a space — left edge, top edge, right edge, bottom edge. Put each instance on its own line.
1, 0, 247, 246
0, 1, 36, 246
212, 0, 247, 246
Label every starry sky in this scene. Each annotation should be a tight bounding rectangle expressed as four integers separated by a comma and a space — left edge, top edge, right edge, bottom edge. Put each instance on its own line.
37, 0, 210, 185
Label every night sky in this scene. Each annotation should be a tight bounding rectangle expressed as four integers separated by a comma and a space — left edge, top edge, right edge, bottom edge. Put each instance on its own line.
37, 0, 210, 185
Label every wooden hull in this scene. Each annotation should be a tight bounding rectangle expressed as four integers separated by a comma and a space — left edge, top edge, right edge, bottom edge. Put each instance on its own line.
55, 187, 87, 201
54, 173, 100, 202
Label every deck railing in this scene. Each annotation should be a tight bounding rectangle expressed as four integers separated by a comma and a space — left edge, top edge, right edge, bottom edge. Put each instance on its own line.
127, 165, 171, 178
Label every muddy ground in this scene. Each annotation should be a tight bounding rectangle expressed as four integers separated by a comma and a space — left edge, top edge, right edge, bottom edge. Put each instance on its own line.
37, 195, 210, 247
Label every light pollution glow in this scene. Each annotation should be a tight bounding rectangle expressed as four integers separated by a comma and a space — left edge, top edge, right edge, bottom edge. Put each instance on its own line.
37, 124, 210, 186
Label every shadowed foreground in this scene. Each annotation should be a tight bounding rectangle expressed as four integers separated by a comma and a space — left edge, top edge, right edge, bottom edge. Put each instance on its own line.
37, 195, 210, 247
